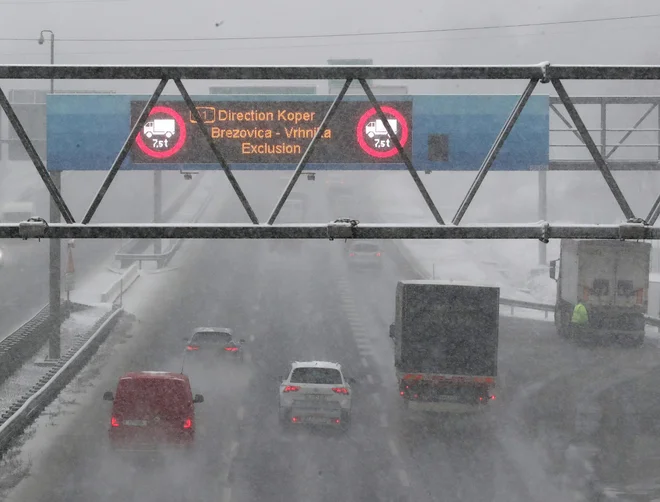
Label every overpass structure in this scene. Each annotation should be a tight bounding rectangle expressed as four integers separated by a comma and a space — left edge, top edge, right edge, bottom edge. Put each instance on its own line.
0, 62, 659, 241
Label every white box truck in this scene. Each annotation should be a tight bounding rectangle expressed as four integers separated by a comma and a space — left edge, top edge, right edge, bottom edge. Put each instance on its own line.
549, 239, 651, 345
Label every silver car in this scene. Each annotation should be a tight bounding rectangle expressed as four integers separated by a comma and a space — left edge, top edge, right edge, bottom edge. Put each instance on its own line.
347, 241, 383, 269
278, 361, 354, 428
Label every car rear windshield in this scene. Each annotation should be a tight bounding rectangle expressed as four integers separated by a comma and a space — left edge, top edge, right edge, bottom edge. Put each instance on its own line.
192, 331, 232, 344
290, 368, 343, 385
353, 243, 379, 253
115, 378, 190, 417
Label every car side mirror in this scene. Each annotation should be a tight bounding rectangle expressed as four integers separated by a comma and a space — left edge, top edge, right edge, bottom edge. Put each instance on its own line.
549, 259, 557, 280
389, 324, 395, 339
193, 394, 204, 404
347, 377, 357, 385
103, 391, 114, 401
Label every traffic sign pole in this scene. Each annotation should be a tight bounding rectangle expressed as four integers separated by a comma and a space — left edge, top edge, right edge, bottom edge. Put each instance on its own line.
154, 170, 162, 260
49, 170, 61, 360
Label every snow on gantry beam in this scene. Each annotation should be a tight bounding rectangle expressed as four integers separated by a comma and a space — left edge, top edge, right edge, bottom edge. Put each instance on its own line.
4, 222, 660, 240
2, 64, 660, 80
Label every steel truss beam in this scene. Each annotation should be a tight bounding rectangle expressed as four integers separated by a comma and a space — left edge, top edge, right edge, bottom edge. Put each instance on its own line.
2, 62, 660, 241
8, 222, 659, 240
3, 64, 660, 80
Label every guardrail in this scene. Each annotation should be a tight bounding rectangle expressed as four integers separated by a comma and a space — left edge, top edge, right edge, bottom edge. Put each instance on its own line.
0, 302, 87, 388
114, 190, 213, 269
0, 306, 123, 456
100, 263, 140, 304
116, 172, 205, 267
382, 228, 660, 328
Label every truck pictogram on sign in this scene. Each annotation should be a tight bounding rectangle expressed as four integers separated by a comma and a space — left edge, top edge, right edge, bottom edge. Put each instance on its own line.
365, 119, 399, 139
143, 119, 176, 139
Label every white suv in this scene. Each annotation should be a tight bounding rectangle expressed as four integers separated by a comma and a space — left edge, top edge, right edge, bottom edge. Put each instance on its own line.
278, 361, 354, 428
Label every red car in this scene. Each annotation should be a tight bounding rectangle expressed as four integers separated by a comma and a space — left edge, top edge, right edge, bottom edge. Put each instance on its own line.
103, 371, 204, 452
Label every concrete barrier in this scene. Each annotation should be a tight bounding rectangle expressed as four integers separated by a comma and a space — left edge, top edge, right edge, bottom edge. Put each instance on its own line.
100, 263, 140, 303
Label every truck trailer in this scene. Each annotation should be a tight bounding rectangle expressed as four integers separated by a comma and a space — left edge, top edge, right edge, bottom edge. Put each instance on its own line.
549, 239, 651, 345
389, 280, 499, 414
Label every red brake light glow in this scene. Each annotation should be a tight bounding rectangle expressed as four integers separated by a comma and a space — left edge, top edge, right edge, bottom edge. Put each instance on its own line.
186, 345, 199, 351
284, 385, 300, 392
183, 418, 193, 429
111, 416, 120, 427
332, 387, 349, 395
376, 252, 381, 257
349, 253, 355, 257
224, 346, 239, 352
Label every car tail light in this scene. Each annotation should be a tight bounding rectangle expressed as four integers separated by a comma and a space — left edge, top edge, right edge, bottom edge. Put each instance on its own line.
291, 416, 299, 423
332, 387, 349, 395
186, 345, 199, 351
334, 419, 340, 424
400, 391, 405, 396
283, 385, 300, 392
183, 418, 193, 429
490, 395, 496, 400
376, 252, 381, 257
349, 253, 355, 257
111, 416, 120, 427
224, 346, 239, 352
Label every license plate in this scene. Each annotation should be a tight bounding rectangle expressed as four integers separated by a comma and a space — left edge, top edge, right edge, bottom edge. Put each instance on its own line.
305, 394, 327, 401
437, 395, 461, 402
304, 416, 330, 424
123, 420, 148, 427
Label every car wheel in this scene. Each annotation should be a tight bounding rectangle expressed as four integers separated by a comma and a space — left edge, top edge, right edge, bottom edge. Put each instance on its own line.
340, 410, 351, 430
279, 406, 291, 425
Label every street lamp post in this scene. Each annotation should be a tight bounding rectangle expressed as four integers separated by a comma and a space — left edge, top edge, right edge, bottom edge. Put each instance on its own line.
38, 30, 54, 94
38, 29, 61, 360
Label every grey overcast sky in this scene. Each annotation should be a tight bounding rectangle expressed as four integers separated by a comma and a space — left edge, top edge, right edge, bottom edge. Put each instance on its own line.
0, 0, 658, 65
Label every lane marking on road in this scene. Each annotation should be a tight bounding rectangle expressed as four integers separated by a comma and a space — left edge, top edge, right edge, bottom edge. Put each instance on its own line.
361, 357, 369, 368
398, 469, 411, 487
236, 406, 245, 421
388, 438, 399, 457
366, 374, 374, 384
229, 440, 239, 459
380, 413, 388, 428
351, 325, 369, 335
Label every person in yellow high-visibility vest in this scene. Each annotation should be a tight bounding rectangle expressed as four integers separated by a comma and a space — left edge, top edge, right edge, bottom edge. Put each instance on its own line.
571, 301, 589, 338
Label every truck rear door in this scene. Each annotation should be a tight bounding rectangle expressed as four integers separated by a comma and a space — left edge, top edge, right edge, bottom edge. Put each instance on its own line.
579, 244, 617, 307
613, 244, 649, 310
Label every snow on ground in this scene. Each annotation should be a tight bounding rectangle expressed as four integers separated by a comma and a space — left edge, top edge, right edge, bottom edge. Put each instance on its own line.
68, 174, 217, 305
0, 201, 225, 499
0, 304, 113, 415
367, 172, 561, 305
0, 164, 43, 206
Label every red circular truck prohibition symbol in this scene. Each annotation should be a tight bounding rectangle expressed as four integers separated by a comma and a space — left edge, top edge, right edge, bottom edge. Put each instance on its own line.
356, 106, 409, 159
135, 106, 187, 159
